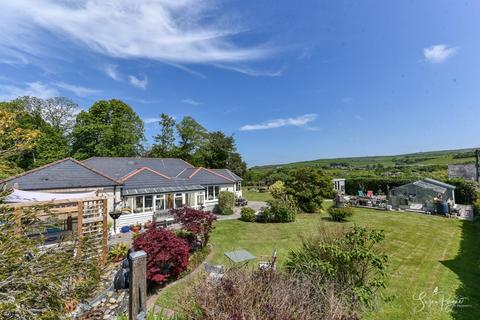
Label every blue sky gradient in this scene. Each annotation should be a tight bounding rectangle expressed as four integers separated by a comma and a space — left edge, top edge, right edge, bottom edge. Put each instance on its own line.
1, 0, 479, 166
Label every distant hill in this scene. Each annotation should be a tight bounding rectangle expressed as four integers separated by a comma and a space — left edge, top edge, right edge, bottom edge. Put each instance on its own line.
250, 148, 479, 171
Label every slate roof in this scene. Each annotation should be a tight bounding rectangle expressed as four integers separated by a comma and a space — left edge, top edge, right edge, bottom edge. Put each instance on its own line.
1, 158, 120, 190
83, 157, 193, 180
176, 167, 236, 184
1, 157, 242, 193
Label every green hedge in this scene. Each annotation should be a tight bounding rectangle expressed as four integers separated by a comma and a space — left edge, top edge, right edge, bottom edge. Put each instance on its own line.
346, 177, 478, 205
218, 191, 235, 215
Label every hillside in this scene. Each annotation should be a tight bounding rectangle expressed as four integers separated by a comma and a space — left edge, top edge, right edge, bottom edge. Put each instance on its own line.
250, 147, 478, 171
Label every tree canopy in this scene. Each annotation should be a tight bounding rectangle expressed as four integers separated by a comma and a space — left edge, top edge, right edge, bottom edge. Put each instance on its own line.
71, 99, 145, 159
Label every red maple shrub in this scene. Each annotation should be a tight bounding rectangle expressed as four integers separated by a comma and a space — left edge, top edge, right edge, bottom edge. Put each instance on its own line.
132, 228, 189, 284
171, 207, 216, 248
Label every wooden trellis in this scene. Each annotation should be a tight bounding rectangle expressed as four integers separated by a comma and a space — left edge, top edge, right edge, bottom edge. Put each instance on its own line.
9, 197, 108, 262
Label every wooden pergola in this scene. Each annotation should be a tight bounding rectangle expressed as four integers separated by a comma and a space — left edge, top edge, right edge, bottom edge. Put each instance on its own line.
8, 197, 108, 262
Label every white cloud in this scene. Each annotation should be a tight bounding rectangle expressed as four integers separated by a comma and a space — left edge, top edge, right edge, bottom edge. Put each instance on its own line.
103, 64, 121, 81
55, 82, 100, 97
214, 64, 284, 77
0, 0, 273, 70
423, 44, 457, 63
129, 75, 148, 89
182, 98, 201, 106
143, 117, 161, 124
240, 114, 317, 131
0, 82, 58, 100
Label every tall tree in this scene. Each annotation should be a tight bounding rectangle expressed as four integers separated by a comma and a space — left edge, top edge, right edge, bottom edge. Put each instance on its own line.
71, 99, 144, 159
0, 98, 70, 170
176, 116, 207, 164
200, 131, 247, 176
16, 96, 78, 133
151, 113, 176, 157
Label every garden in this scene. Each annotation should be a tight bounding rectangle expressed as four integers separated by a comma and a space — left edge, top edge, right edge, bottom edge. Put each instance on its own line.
154, 206, 480, 320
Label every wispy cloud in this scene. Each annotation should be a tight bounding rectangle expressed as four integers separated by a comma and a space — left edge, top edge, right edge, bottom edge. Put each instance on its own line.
0, 0, 274, 74
423, 44, 457, 63
0, 81, 58, 100
103, 64, 121, 81
143, 117, 161, 124
240, 114, 317, 131
182, 98, 201, 106
214, 64, 285, 77
129, 75, 148, 89
55, 82, 100, 97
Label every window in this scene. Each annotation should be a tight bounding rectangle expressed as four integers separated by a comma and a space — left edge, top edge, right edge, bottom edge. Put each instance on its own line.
206, 185, 220, 200
186, 193, 195, 207
174, 193, 184, 208
133, 196, 143, 213
207, 186, 214, 200
236, 182, 242, 191
144, 195, 153, 212
122, 198, 133, 214
197, 192, 205, 206
155, 195, 165, 211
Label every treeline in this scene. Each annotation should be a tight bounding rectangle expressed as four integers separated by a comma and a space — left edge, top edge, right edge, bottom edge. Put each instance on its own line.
0, 97, 246, 178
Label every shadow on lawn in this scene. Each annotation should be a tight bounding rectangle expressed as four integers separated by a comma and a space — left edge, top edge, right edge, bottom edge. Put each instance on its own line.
441, 218, 480, 320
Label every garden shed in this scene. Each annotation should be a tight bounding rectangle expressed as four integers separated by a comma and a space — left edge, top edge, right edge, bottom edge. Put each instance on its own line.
388, 178, 456, 213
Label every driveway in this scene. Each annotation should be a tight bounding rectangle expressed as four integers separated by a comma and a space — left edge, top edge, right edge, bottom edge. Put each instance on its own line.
215, 201, 267, 221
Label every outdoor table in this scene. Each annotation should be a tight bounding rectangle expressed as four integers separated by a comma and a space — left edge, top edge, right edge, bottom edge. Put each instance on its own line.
224, 249, 256, 267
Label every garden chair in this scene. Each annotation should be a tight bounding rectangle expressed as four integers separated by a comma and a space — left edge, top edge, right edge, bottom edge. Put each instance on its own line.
366, 190, 374, 198
204, 262, 224, 280
357, 190, 365, 197
258, 248, 277, 271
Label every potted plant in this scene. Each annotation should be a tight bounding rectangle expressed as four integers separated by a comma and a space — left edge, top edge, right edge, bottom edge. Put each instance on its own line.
131, 223, 141, 233
144, 220, 153, 229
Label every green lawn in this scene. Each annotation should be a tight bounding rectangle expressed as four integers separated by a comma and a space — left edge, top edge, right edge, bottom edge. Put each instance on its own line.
242, 189, 273, 202
156, 208, 480, 320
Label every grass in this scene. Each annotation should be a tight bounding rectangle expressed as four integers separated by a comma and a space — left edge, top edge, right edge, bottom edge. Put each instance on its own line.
155, 207, 480, 320
242, 188, 273, 202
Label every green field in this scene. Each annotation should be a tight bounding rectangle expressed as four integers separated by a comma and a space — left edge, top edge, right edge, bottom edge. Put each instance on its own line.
155, 208, 480, 320
251, 147, 478, 171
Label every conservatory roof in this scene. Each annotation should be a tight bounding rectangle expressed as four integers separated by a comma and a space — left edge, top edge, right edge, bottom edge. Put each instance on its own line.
122, 184, 205, 196
412, 180, 447, 193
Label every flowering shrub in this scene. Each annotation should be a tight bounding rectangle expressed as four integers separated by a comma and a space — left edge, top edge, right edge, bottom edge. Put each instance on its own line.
171, 207, 216, 248
133, 228, 189, 284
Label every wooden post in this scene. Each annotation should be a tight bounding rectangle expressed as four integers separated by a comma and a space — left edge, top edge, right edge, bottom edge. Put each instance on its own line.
102, 198, 108, 263
14, 207, 22, 235
129, 251, 147, 320
76, 201, 84, 256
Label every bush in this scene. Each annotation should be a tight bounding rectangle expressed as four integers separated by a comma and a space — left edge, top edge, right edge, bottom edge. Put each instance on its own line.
218, 191, 235, 214
286, 225, 388, 308
108, 243, 129, 261
267, 199, 295, 222
133, 228, 189, 284
284, 168, 333, 213
269, 180, 286, 199
0, 197, 101, 320
328, 207, 354, 222
240, 207, 256, 222
171, 207, 216, 248
180, 268, 358, 320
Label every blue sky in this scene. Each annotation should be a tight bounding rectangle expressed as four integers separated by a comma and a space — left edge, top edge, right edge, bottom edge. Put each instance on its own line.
1, 0, 479, 166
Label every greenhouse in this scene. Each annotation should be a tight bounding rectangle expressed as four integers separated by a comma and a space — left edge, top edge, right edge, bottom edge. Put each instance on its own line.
388, 178, 456, 213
